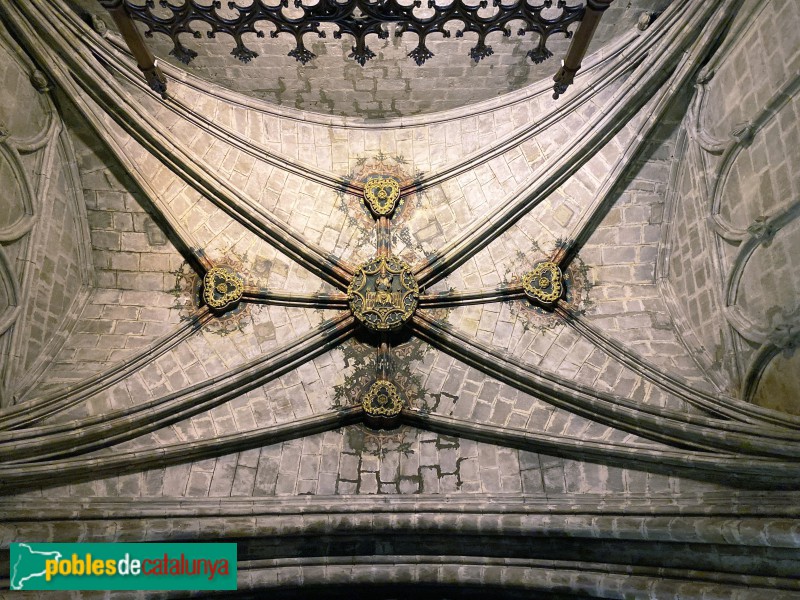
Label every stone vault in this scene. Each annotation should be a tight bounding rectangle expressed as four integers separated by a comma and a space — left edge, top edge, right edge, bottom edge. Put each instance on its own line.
0, 0, 799, 598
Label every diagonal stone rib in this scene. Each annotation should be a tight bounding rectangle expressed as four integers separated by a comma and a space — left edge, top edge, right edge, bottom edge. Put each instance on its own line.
0, 308, 214, 431
0, 407, 362, 493
411, 311, 800, 458
98, 23, 638, 200
413, 0, 737, 289
402, 409, 800, 489
416, 280, 800, 432
418, 285, 525, 308
2, 0, 354, 291
241, 287, 350, 309
557, 305, 800, 431
0, 313, 355, 462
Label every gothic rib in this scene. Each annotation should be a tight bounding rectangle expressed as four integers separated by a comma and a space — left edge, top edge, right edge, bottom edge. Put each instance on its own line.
0, 407, 361, 492
65, 98, 212, 275
241, 287, 350, 309
558, 305, 800, 429
0, 313, 355, 462
2, 403, 798, 491
418, 286, 525, 307
656, 129, 742, 391
56, 58, 211, 276
554, 50, 702, 269
723, 202, 800, 310
0, 308, 213, 431
411, 311, 800, 457
400, 6, 691, 196
3, 0, 354, 292
2, 126, 95, 403
0, 118, 59, 384
416, 285, 795, 427
706, 71, 800, 234
93, 11, 635, 202
93, 0, 707, 204
412, 0, 733, 289
402, 408, 800, 488
0, 24, 60, 154
94, 32, 361, 197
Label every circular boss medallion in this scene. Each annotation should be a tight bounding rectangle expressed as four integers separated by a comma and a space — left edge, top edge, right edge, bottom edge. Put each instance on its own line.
522, 261, 564, 305
362, 380, 404, 417
202, 266, 244, 312
348, 255, 419, 331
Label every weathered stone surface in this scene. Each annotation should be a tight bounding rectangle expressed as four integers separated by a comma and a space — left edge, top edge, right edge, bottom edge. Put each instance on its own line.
0, 1, 798, 596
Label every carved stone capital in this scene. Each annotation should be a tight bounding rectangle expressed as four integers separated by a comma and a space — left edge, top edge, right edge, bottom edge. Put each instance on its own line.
746, 216, 776, 247
30, 70, 51, 93
731, 121, 755, 146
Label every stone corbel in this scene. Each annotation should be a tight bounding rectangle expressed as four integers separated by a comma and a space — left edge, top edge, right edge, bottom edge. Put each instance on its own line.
730, 120, 755, 146
708, 213, 777, 245
771, 320, 800, 358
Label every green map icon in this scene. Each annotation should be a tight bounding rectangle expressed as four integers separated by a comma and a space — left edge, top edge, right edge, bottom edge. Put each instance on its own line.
10, 543, 63, 590
8, 542, 237, 591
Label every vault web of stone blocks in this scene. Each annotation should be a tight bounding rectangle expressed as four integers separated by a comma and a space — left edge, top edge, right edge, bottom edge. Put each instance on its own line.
2, 1, 800, 596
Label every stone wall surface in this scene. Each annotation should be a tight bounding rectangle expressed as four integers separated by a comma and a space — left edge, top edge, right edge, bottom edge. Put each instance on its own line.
702, 0, 800, 140
664, 0, 800, 405
0, 1, 799, 597
0, 30, 92, 405
28, 101, 189, 395
75, 0, 673, 118
15, 427, 725, 499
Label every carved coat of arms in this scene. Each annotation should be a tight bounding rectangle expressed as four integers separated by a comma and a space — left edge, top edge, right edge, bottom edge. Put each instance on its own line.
348, 255, 419, 331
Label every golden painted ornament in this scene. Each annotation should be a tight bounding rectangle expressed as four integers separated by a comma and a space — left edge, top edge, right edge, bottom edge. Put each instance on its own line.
362, 380, 404, 418
522, 261, 563, 305
348, 255, 419, 331
363, 176, 401, 217
202, 266, 244, 311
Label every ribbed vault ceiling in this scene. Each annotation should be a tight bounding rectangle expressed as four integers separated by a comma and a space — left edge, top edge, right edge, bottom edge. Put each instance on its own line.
1, 0, 799, 597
